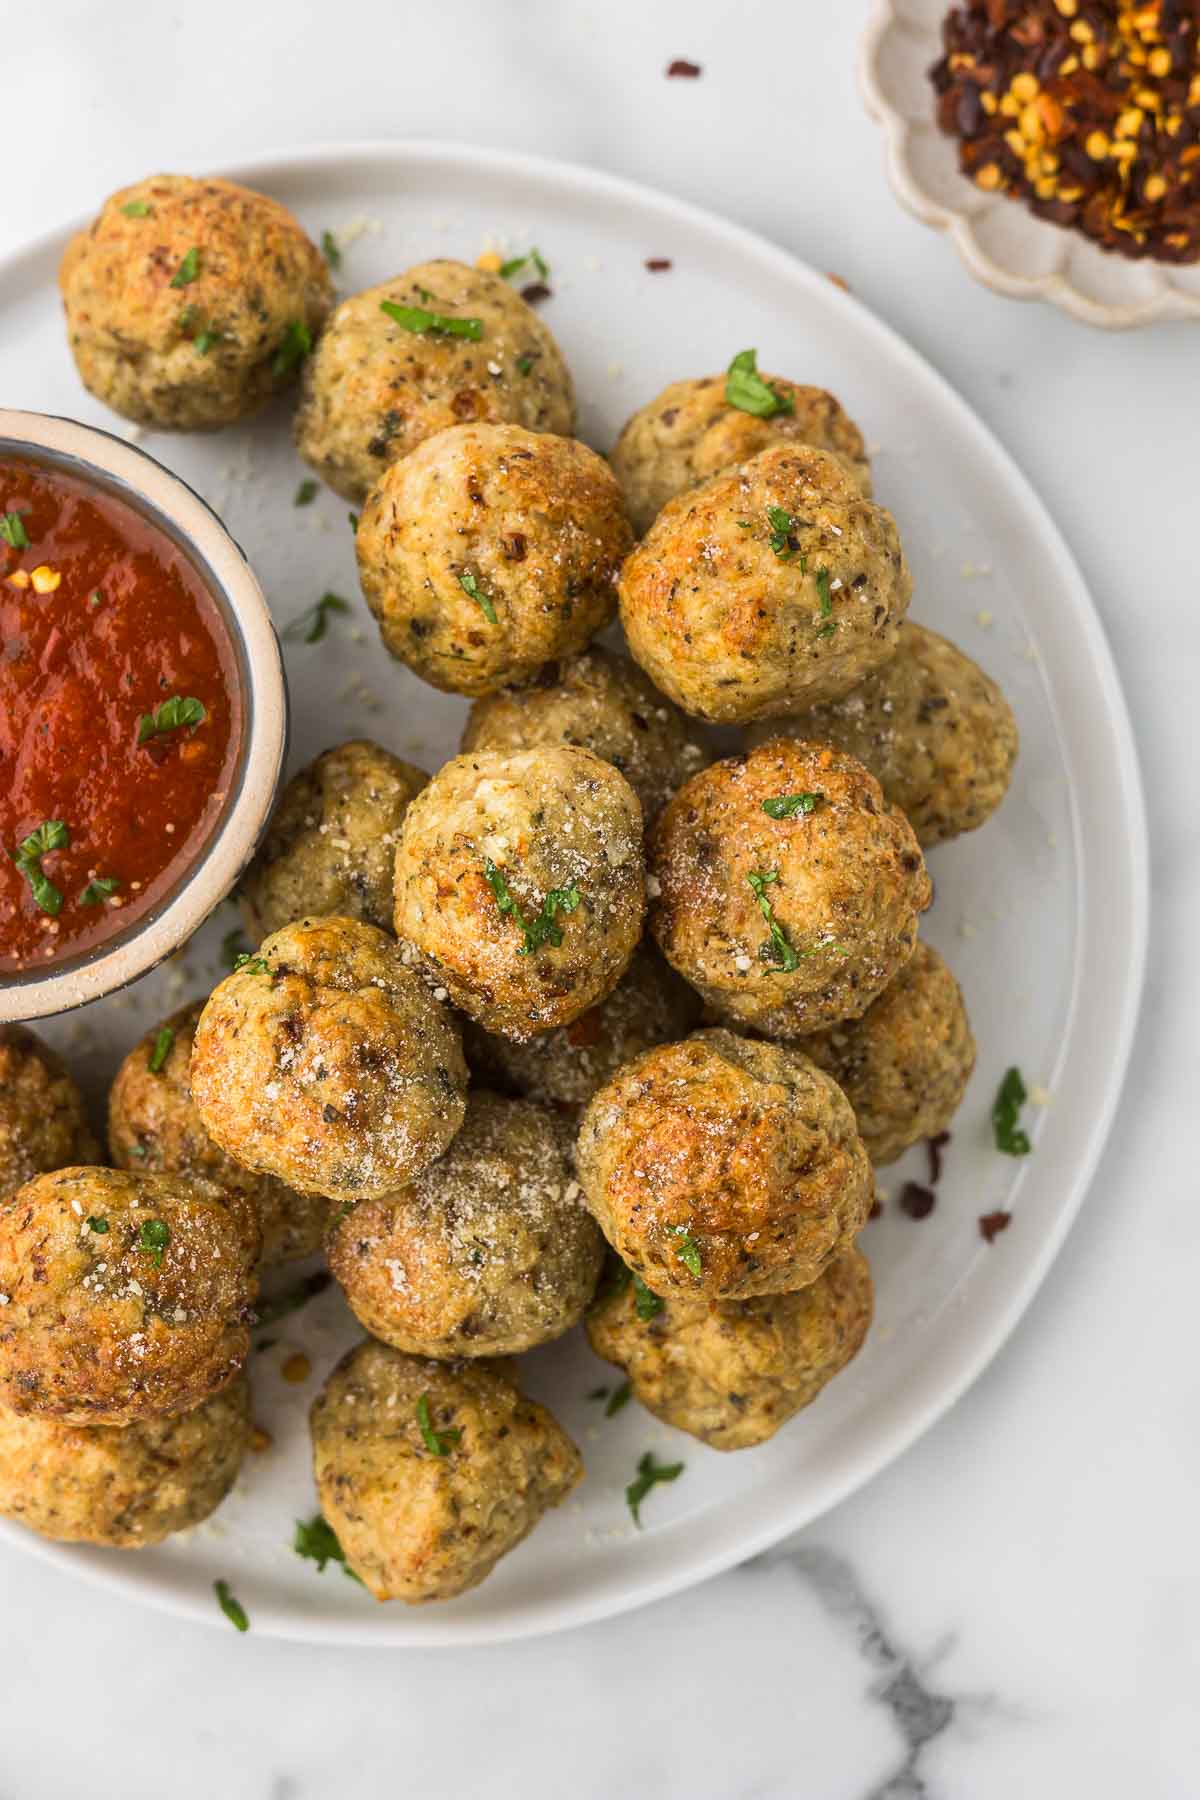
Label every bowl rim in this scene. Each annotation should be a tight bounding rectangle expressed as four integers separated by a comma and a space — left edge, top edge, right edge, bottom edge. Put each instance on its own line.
0, 409, 287, 1022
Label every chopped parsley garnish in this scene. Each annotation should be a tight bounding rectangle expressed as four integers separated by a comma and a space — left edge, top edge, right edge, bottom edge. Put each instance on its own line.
596, 1256, 632, 1302
747, 869, 800, 973
293, 1514, 362, 1583
482, 858, 581, 957
379, 299, 483, 341
762, 792, 822, 819
293, 478, 319, 507
815, 565, 834, 618
214, 1579, 249, 1632
193, 327, 223, 355
320, 229, 341, 269
459, 570, 497, 624
87, 1216, 109, 1234
348, 511, 359, 532
632, 1272, 663, 1321
136, 695, 206, 745
138, 1218, 171, 1266
11, 819, 69, 917
80, 875, 120, 906
515, 353, 534, 376
120, 200, 151, 218
272, 320, 312, 379
500, 248, 550, 281
605, 1380, 632, 1417
626, 1451, 684, 1526
0, 511, 30, 549
221, 928, 249, 968
233, 952, 270, 976
283, 591, 350, 644
815, 620, 837, 639
765, 505, 804, 562
254, 1270, 332, 1330
992, 1066, 1032, 1157
148, 1026, 175, 1074
170, 247, 201, 288
673, 1231, 702, 1278
725, 348, 794, 420
416, 1392, 461, 1457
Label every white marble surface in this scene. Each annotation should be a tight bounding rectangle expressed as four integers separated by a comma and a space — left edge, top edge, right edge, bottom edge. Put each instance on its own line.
0, 2, 1196, 1795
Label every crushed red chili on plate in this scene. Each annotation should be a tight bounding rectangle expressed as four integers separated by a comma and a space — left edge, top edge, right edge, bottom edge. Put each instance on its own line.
0, 458, 240, 972
930, 1, 1200, 262
926, 1129, 953, 1184
645, 257, 673, 271
520, 282, 552, 306
666, 58, 702, 78
900, 1181, 937, 1220
979, 1209, 1014, 1241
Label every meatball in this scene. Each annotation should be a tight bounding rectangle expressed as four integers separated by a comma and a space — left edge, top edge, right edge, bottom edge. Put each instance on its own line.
0, 1167, 259, 1424
0, 1375, 249, 1546
295, 260, 575, 502
356, 423, 632, 698
649, 740, 931, 1035
108, 1001, 329, 1265
190, 917, 467, 1204
587, 1248, 873, 1450
59, 174, 332, 431
460, 647, 711, 822
462, 944, 700, 1111
797, 941, 975, 1165
327, 1092, 603, 1357
0, 1026, 99, 1200
744, 622, 1019, 847
310, 1340, 582, 1603
611, 372, 871, 535
241, 739, 429, 939
575, 1030, 874, 1301
394, 747, 645, 1040
619, 443, 911, 724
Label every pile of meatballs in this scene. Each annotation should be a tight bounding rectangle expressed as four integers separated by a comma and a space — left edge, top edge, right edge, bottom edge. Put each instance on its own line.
0, 174, 1018, 1606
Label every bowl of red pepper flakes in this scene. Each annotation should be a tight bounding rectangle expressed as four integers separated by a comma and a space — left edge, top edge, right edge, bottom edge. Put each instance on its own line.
861, 0, 1200, 326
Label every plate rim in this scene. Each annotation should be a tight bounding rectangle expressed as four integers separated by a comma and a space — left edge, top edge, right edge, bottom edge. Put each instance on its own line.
0, 136, 1149, 1647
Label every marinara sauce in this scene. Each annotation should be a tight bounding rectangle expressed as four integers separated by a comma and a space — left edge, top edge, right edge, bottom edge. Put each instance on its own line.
0, 458, 241, 974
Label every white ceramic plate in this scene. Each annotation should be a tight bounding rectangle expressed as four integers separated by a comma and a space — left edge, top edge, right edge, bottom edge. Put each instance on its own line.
861, 0, 1200, 329
0, 141, 1146, 1645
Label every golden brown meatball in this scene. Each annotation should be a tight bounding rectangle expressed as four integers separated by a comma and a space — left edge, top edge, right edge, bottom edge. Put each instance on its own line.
0, 1167, 259, 1424
310, 1340, 582, 1603
745, 622, 1018, 846
0, 1375, 249, 1546
59, 174, 332, 431
190, 917, 467, 1204
295, 261, 576, 502
327, 1092, 603, 1357
461, 944, 700, 1111
797, 941, 975, 1165
393, 747, 645, 1040
611, 371, 872, 535
108, 1001, 329, 1265
619, 443, 911, 724
587, 1248, 873, 1450
240, 739, 429, 939
650, 741, 931, 1035
460, 647, 711, 822
356, 423, 632, 698
575, 1030, 873, 1301
0, 1026, 99, 1200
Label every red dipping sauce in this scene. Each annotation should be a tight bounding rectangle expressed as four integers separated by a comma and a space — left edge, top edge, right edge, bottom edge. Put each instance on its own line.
0, 459, 241, 974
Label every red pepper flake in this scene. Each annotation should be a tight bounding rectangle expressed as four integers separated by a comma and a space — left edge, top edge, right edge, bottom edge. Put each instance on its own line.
899, 1181, 936, 1221
868, 1198, 884, 1221
926, 1130, 952, 1185
520, 282, 552, 306
979, 1209, 1012, 1243
666, 58, 702, 78
827, 272, 851, 291
645, 257, 673, 271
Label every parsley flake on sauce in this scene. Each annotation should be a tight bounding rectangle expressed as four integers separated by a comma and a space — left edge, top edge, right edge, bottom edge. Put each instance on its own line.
626, 1451, 684, 1526
283, 592, 350, 644
459, 570, 497, 624
170, 247, 201, 289
0, 511, 30, 549
482, 859, 581, 956
725, 349, 794, 420
416, 1392, 462, 1457
214, 1579, 249, 1632
136, 695, 206, 745
762, 792, 822, 819
148, 1026, 175, 1074
992, 1066, 1032, 1157
79, 875, 120, 906
11, 820, 69, 917
747, 869, 800, 973
379, 299, 483, 341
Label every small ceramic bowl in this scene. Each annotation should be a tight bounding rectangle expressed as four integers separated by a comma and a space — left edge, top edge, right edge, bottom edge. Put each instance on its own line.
860, 0, 1200, 329
0, 410, 287, 1023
